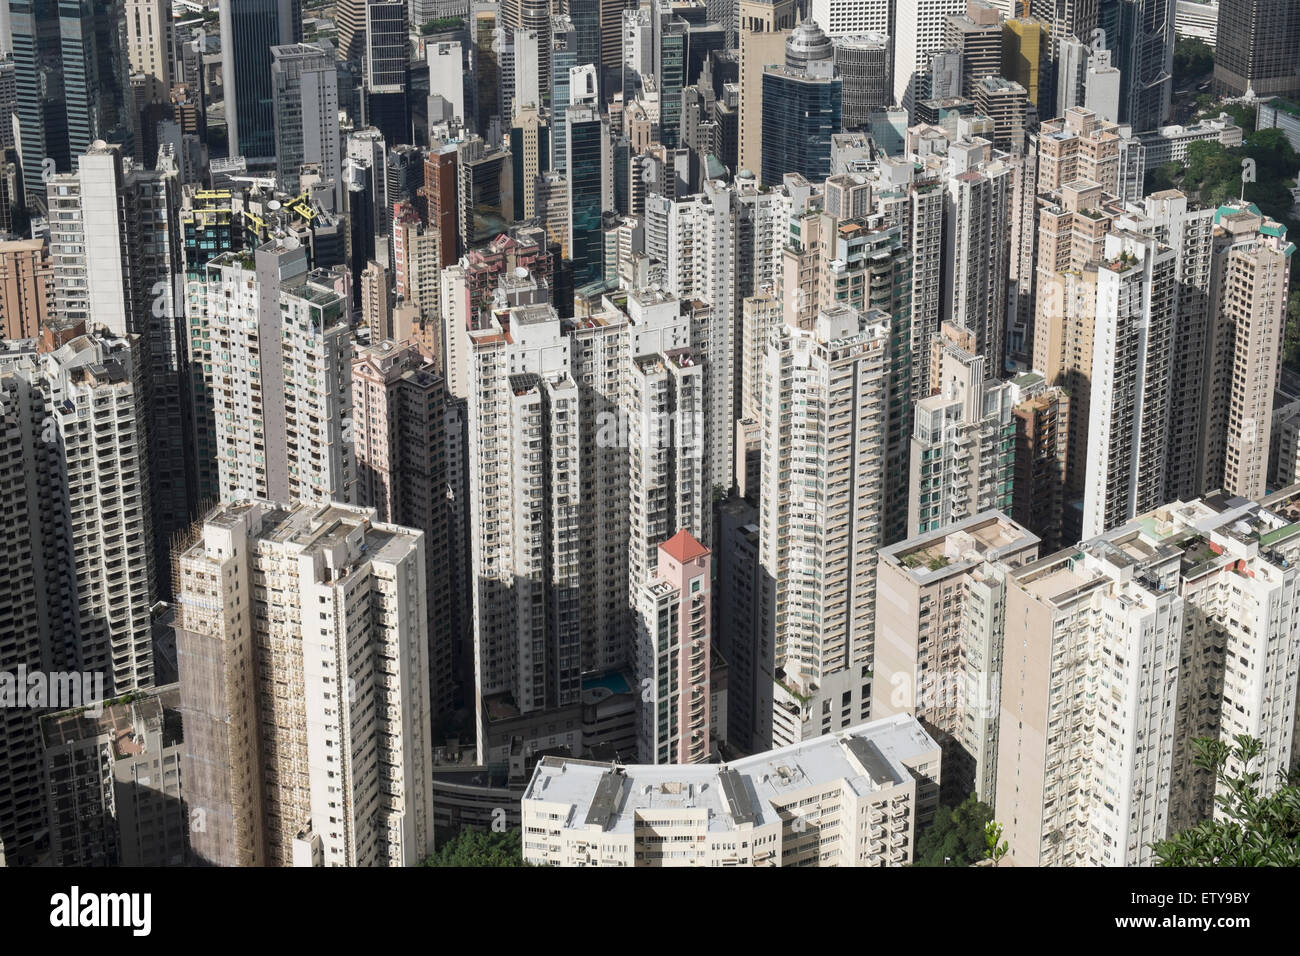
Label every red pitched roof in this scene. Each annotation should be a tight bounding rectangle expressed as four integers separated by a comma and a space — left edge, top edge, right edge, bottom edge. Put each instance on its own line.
661, 530, 709, 565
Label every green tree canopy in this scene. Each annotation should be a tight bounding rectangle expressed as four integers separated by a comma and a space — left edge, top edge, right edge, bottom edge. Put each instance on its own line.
1173, 38, 1214, 87
1284, 290, 1300, 372
912, 794, 994, 866
1153, 735, 1300, 866
421, 829, 532, 867
421, 16, 464, 34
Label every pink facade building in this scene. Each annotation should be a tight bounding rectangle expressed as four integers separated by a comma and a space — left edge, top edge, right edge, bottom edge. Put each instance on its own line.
636, 531, 712, 764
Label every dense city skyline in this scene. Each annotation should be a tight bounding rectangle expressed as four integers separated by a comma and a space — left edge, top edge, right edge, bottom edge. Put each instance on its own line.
0, 0, 1296, 877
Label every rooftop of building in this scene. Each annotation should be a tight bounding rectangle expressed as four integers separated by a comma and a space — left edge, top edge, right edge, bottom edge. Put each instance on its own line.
884, 511, 1039, 578
522, 715, 937, 833
41, 684, 183, 756
662, 529, 709, 565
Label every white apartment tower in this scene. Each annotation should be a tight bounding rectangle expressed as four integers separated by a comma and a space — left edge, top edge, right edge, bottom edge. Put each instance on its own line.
943, 139, 1014, 374
662, 180, 740, 495
999, 492, 1300, 864
1082, 229, 1176, 538
468, 304, 583, 743
998, 537, 1184, 866
48, 141, 190, 580
894, 0, 969, 110
625, 349, 707, 589
467, 286, 699, 761
192, 240, 354, 506
1112, 192, 1216, 503
1, 331, 156, 693
908, 326, 1015, 536
175, 500, 435, 867
761, 306, 890, 749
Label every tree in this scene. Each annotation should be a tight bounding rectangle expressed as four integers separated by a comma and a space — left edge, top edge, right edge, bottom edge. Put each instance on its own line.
1222, 102, 1257, 136
421, 829, 533, 867
912, 794, 994, 866
420, 16, 464, 34
1285, 290, 1300, 373
1145, 161, 1182, 194
1152, 735, 1300, 866
984, 820, 1008, 865
1173, 38, 1214, 87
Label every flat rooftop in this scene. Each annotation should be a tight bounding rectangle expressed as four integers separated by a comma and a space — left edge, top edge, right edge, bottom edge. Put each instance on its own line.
522, 715, 937, 834
884, 511, 1039, 576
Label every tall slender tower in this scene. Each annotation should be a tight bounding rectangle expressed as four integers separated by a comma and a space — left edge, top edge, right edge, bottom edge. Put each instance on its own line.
1081, 229, 1176, 538
1199, 204, 1294, 499
48, 142, 192, 582
636, 532, 713, 764
272, 42, 343, 207
220, 0, 301, 162
761, 306, 890, 748
175, 500, 435, 867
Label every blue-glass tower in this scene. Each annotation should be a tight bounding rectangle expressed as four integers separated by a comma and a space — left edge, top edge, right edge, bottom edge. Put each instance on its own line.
760, 22, 841, 186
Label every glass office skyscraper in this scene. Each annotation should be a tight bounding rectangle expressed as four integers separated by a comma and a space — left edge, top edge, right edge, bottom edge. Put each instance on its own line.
220, 0, 301, 163
1214, 0, 1300, 100
760, 24, 842, 186
12, 0, 133, 208
566, 106, 606, 287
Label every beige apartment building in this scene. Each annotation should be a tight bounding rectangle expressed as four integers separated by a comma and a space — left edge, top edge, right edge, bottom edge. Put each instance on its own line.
1200, 204, 1295, 500
175, 500, 435, 867
874, 512, 1040, 802
0, 238, 54, 340
738, 17, 791, 176
361, 260, 394, 343
522, 715, 940, 866
997, 491, 1300, 865
1036, 107, 1123, 196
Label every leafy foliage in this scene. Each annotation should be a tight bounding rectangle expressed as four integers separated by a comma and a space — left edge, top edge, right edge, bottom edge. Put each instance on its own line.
912, 794, 994, 866
984, 819, 1008, 864
1283, 291, 1300, 372
1144, 130, 1298, 273
421, 829, 532, 867
420, 16, 464, 34
1153, 736, 1300, 866
1173, 38, 1214, 88
1146, 161, 1183, 194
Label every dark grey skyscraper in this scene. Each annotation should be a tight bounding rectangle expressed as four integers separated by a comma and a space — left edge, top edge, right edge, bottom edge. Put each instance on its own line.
220, 0, 302, 163
1214, 0, 1300, 99
12, 0, 133, 209
62, 0, 135, 159
11, 0, 65, 205
363, 1, 410, 146
1101, 0, 1173, 133
833, 34, 890, 131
